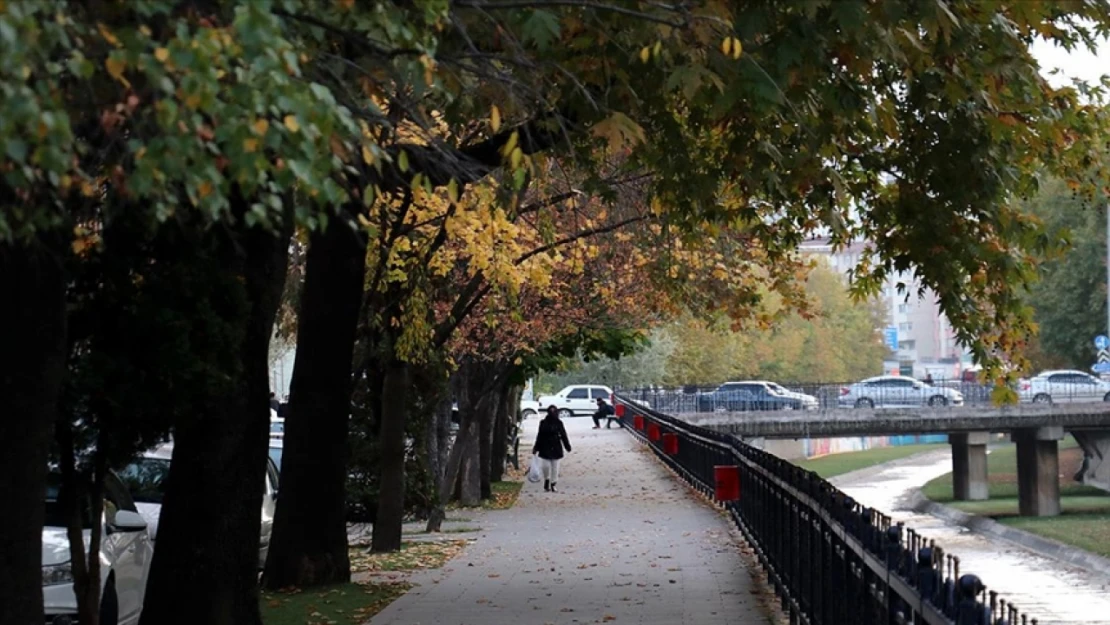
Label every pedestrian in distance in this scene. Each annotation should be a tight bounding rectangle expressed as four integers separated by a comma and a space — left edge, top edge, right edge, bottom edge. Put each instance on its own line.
533, 405, 572, 492
592, 397, 617, 429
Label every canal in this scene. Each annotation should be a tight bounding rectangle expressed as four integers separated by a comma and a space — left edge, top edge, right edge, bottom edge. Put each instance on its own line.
831, 449, 1110, 625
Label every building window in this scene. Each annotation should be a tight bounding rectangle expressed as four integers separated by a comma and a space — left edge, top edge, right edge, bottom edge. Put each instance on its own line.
899, 322, 913, 332
898, 340, 916, 350
898, 303, 909, 313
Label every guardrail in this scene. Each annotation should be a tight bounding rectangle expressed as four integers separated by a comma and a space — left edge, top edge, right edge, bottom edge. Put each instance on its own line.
619, 377, 1110, 413
615, 394, 1038, 625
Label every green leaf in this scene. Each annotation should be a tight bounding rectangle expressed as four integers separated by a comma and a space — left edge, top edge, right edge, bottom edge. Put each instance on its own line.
522, 10, 560, 51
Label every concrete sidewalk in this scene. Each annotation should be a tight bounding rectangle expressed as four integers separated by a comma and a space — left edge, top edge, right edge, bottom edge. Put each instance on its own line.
369, 416, 772, 625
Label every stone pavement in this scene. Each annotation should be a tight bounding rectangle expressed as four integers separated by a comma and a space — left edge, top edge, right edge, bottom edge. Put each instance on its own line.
368, 415, 773, 625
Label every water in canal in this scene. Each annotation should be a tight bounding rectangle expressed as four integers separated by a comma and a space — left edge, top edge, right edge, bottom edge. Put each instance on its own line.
831, 450, 1110, 625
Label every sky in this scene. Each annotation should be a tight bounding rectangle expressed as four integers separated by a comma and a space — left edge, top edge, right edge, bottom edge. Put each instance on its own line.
1030, 36, 1110, 87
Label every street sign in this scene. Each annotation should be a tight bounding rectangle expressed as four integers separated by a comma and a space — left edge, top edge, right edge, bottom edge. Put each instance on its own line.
1096, 335, 1110, 351
1092, 362, 1110, 374
884, 327, 898, 351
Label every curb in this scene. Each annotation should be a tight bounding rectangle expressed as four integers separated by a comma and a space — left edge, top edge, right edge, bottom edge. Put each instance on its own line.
905, 489, 1110, 580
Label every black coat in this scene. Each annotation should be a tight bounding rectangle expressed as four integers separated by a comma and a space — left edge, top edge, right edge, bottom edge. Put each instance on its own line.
533, 416, 572, 460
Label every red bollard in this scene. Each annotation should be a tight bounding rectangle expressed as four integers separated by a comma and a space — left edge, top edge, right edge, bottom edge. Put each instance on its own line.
647, 422, 661, 442
662, 433, 679, 455
714, 465, 740, 502
615, 403, 626, 418
633, 415, 645, 430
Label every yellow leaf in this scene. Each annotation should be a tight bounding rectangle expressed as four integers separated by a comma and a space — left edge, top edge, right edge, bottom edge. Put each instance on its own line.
590, 112, 646, 149
398, 150, 409, 172
361, 145, 375, 165
490, 105, 502, 132
721, 37, 732, 56
105, 57, 127, 82
639, 46, 651, 64
244, 138, 259, 153
97, 23, 121, 48
732, 37, 743, 59
253, 119, 270, 136
283, 115, 300, 133
154, 47, 170, 63
510, 146, 523, 169
653, 40, 662, 58
447, 178, 460, 203
197, 180, 213, 198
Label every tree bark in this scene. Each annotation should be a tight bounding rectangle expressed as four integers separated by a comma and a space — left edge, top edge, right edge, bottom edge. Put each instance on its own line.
458, 423, 482, 506
0, 238, 67, 625
490, 386, 516, 483
140, 215, 291, 625
263, 208, 366, 589
422, 395, 452, 531
370, 358, 410, 553
479, 388, 496, 500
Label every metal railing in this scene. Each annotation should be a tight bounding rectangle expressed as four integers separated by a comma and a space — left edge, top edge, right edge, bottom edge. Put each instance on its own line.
615, 395, 1037, 625
618, 376, 1110, 413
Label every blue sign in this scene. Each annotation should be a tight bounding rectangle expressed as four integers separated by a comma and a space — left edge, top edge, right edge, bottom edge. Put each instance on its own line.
1096, 335, 1110, 351
1092, 362, 1110, 374
884, 327, 898, 351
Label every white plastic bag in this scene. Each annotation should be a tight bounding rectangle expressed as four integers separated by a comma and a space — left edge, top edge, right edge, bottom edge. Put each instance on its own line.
527, 456, 543, 483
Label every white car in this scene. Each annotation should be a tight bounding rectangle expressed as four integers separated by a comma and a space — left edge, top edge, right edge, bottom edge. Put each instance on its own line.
118, 442, 280, 569
43, 470, 153, 625
517, 399, 539, 417
536, 384, 614, 417
839, 375, 964, 408
1019, 370, 1110, 404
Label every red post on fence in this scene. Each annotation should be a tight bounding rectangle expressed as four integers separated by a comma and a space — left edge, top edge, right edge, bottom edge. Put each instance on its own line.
615, 403, 626, 418
714, 465, 740, 502
647, 422, 661, 442
633, 414, 645, 430
662, 433, 679, 455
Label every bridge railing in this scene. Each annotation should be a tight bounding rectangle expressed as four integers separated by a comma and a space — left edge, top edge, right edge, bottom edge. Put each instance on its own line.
620, 379, 1013, 413
615, 394, 1037, 625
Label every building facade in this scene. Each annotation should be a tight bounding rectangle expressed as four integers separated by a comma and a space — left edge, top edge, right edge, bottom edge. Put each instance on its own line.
799, 238, 969, 378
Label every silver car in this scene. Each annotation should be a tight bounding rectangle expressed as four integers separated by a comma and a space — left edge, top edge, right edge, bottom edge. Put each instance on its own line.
118, 443, 280, 569
839, 375, 964, 408
1019, 370, 1110, 404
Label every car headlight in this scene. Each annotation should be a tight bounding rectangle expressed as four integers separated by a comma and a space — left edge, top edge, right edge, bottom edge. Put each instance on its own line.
42, 561, 74, 586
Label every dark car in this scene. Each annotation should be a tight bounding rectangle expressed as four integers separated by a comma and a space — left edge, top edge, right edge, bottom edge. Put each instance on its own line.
696, 382, 812, 412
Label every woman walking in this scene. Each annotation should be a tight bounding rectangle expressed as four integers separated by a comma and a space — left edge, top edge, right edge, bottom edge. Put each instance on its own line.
533, 405, 572, 492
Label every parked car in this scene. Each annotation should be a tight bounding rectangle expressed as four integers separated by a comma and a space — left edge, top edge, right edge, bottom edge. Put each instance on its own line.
536, 384, 614, 417
43, 470, 152, 625
270, 416, 285, 439
696, 381, 818, 412
1019, 370, 1110, 404
839, 375, 964, 408
519, 398, 542, 419
118, 442, 280, 569
268, 438, 284, 472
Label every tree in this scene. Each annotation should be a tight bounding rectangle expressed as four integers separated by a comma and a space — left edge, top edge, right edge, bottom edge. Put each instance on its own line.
1021, 178, 1108, 369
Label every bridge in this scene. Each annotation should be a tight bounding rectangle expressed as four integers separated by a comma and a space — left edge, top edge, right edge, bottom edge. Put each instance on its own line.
625, 400, 1110, 519
610, 395, 1044, 625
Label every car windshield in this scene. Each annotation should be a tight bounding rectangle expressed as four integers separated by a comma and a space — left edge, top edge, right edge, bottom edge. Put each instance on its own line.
43, 473, 95, 529
766, 383, 788, 395
118, 457, 172, 504
268, 445, 283, 471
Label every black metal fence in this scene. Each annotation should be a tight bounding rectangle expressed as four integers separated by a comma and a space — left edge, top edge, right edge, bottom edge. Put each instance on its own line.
615, 395, 1036, 625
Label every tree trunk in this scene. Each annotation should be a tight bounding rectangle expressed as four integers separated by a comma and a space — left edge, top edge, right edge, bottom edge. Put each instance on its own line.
371, 359, 410, 553
0, 239, 67, 625
140, 216, 291, 625
263, 208, 366, 589
459, 424, 482, 506
490, 386, 516, 483
422, 396, 452, 532
479, 388, 496, 500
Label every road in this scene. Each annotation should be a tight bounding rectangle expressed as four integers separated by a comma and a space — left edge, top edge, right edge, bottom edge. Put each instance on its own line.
831, 450, 1110, 625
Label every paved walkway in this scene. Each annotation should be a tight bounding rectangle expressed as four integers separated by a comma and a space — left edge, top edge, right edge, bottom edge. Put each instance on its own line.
369, 416, 772, 625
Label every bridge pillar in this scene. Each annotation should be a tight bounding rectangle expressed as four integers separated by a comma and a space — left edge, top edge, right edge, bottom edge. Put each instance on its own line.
1072, 431, 1110, 493
950, 432, 989, 501
1010, 426, 1064, 517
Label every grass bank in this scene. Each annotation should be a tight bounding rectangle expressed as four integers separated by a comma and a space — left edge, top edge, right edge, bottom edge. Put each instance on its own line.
797, 443, 946, 478
922, 438, 1110, 558
261, 582, 409, 625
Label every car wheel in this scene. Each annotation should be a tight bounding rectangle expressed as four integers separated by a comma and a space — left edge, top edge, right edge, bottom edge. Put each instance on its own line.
1103, 392, 1110, 403
927, 396, 948, 407
855, 398, 874, 409
521, 409, 536, 419
100, 574, 119, 625
558, 408, 573, 419
1033, 393, 1052, 404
